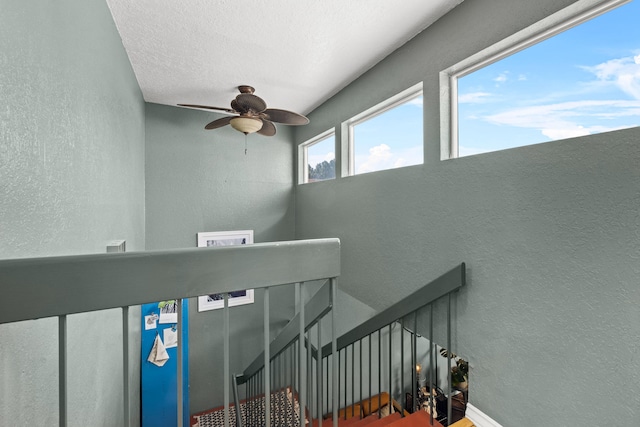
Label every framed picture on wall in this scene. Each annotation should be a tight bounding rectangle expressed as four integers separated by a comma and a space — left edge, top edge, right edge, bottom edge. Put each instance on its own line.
196, 230, 254, 312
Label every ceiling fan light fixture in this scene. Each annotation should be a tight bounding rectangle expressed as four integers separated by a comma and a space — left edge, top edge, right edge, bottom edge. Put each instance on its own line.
180, 86, 308, 137
230, 117, 263, 134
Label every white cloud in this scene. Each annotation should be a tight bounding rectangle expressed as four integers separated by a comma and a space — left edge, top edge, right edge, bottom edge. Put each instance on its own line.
541, 126, 590, 140
407, 97, 423, 107
356, 144, 421, 174
358, 144, 393, 174
485, 99, 640, 140
459, 92, 492, 104
583, 55, 640, 99
518, 74, 527, 81
494, 72, 508, 83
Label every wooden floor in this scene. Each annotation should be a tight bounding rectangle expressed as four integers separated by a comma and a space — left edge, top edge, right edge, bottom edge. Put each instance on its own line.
318, 411, 446, 427
318, 413, 477, 427
191, 389, 475, 427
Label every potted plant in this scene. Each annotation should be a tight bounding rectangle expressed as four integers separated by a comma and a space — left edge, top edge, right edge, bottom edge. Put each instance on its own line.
440, 349, 469, 391
450, 357, 468, 391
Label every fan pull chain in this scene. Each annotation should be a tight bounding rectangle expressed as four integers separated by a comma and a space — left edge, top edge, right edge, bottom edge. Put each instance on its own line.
244, 134, 248, 155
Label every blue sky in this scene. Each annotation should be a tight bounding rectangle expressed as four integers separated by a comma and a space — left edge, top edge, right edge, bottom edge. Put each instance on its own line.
458, 0, 640, 156
352, 97, 423, 174
308, 1, 640, 171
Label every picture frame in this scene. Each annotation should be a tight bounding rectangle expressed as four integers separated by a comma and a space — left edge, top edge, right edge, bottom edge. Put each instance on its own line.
196, 230, 254, 312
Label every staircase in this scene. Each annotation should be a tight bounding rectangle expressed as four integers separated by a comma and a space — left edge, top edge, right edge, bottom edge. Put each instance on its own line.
222, 263, 468, 427
0, 238, 469, 427
192, 390, 476, 427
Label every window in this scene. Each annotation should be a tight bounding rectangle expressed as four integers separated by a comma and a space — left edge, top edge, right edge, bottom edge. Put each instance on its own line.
343, 83, 423, 176
299, 129, 336, 184
441, 0, 639, 158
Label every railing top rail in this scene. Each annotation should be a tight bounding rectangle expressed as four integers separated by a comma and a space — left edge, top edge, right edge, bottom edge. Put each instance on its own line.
321, 262, 465, 356
0, 238, 341, 325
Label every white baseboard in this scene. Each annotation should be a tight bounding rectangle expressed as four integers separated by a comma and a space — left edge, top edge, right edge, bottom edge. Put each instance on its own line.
466, 403, 503, 427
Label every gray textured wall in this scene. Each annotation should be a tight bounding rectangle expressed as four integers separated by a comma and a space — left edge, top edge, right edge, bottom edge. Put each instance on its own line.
144, 102, 299, 413
0, 0, 145, 426
294, 0, 640, 425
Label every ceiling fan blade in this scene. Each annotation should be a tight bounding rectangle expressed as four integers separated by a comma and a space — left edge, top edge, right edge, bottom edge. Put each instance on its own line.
257, 119, 276, 136
235, 93, 267, 113
263, 108, 309, 125
204, 116, 233, 130
178, 104, 236, 114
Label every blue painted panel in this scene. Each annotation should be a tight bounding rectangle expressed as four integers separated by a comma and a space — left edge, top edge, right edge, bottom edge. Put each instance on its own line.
141, 301, 189, 427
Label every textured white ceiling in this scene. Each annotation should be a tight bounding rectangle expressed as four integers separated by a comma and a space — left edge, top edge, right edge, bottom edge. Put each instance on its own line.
106, 0, 463, 115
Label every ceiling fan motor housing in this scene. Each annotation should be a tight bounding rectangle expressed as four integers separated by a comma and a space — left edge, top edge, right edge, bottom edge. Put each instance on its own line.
178, 86, 309, 137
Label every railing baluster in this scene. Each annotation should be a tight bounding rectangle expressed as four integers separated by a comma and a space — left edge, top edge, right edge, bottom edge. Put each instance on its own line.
292, 344, 296, 427
331, 277, 338, 427
317, 318, 322, 420
368, 334, 371, 410
412, 312, 417, 415
299, 282, 306, 427
359, 339, 362, 419
58, 315, 67, 427
377, 329, 381, 417
388, 324, 392, 416
279, 349, 283, 426
447, 293, 452, 425
400, 318, 404, 417
338, 349, 341, 419
343, 348, 347, 419
429, 303, 434, 425
351, 343, 355, 419
264, 287, 271, 427
248, 376, 252, 426
325, 356, 329, 418
224, 293, 230, 427
284, 353, 287, 426
177, 299, 184, 427
307, 331, 313, 427
122, 306, 130, 427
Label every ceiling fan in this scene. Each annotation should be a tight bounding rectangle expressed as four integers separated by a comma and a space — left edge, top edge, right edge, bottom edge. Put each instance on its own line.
178, 86, 309, 136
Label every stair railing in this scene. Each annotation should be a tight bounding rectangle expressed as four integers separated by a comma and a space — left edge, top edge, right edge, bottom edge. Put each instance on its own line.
0, 238, 341, 427
233, 263, 465, 427
319, 263, 466, 426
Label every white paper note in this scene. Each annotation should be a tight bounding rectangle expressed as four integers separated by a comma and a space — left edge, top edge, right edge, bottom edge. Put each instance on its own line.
144, 315, 158, 330
159, 312, 178, 324
163, 328, 178, 349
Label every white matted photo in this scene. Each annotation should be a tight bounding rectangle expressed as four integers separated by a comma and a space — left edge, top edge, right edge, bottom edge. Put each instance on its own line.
196, 230, 254, 312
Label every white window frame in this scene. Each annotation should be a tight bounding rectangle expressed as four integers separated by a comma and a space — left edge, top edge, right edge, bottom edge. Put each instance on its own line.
341, 82, 423, 177
439, 0, 629, 160
298, 128, 336, 184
